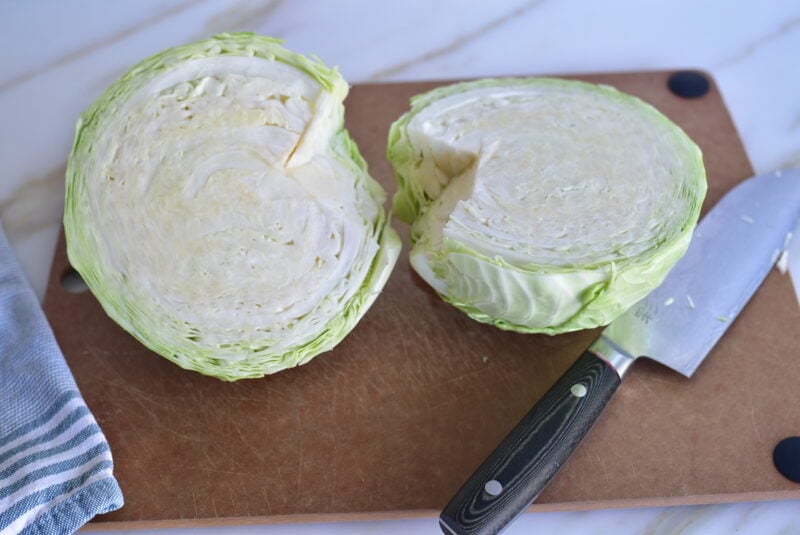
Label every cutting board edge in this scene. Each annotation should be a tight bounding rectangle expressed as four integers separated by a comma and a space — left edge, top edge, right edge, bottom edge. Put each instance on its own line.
84, 489, 800, 530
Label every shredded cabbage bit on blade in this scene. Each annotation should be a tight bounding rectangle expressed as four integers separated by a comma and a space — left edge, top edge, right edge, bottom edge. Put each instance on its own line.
65, 33, 400, 380
387, 77, 706, 334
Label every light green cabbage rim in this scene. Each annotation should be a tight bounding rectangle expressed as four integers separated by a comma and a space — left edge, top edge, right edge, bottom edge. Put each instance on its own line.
387, 77, 707, 334
64, 33, 401, 380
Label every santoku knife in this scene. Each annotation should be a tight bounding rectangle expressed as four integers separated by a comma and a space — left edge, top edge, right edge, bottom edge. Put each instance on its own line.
440, 169, 800, 535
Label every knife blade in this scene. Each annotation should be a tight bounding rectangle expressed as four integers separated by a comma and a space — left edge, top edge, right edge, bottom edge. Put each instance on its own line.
440, 169, 800, 535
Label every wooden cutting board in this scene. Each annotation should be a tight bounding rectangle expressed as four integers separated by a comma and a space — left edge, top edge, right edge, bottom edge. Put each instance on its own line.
42, 71, 800, 529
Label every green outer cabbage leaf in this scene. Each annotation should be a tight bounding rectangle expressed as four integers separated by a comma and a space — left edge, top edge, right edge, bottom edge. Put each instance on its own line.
65, 33, 400, 380
387, 77, 706, 334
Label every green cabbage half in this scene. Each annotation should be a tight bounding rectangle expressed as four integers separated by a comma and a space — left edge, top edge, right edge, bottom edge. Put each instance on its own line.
388, 78, 706, 334
65, 33, 400, 380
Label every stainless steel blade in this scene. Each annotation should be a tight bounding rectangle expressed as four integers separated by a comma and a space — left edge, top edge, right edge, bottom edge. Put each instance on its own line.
602, 169, 800, 377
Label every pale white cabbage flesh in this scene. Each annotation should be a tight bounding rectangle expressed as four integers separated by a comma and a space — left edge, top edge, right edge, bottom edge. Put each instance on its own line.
388, 78, 706, 334
65, 34, 400, 380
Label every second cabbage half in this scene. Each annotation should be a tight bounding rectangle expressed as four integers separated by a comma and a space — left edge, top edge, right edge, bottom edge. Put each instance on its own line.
387, 78, 707, 334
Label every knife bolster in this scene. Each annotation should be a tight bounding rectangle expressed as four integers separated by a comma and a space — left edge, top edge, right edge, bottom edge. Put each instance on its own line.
589, 335, 636, 378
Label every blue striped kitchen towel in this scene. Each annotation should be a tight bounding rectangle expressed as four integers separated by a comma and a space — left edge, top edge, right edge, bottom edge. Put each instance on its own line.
0, 224, 123, 534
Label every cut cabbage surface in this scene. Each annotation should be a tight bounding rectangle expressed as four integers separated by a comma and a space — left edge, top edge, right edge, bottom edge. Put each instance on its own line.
388, 78, 706, 334
65, 34, 400, 380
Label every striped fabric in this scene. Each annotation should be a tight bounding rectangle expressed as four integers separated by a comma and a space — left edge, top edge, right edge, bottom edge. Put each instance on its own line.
1, 224, 123, 534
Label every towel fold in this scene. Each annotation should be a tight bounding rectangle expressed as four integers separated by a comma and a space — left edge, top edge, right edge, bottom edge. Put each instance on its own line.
0, 224, 123, 535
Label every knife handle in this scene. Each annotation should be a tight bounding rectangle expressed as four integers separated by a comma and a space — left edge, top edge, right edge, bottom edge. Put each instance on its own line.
439, 349, 622, 535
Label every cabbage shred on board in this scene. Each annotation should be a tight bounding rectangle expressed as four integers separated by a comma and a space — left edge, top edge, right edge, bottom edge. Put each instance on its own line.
387, 77, 706, 334
65, 33, 400, 380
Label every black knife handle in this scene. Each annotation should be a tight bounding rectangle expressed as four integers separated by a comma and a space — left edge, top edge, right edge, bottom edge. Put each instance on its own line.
440, 350, 622, 535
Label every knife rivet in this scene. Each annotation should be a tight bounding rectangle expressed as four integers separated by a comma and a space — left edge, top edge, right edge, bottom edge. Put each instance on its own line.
485, 480, 503, 496
570, 384, 587, 398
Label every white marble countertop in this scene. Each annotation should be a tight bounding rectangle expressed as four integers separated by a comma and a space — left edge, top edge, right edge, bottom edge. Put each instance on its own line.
2, 0, 799, 533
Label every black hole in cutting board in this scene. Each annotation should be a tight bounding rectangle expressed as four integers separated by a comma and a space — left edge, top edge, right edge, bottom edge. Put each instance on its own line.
60, 268, 88, 293
668, 71, 710, 98
774, 436, 800, 483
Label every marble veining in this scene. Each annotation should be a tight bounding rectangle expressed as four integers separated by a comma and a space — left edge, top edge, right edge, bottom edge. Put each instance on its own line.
0, 2, 200, 93
714, 15, 800, 69
1, 1, 799, 533
365, 0, 546, 81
